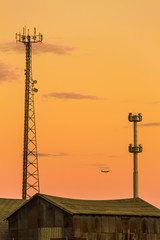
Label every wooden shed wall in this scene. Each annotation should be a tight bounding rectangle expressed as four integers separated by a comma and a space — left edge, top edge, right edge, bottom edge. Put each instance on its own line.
8, 197, 73, 240
73, 215, 160, 240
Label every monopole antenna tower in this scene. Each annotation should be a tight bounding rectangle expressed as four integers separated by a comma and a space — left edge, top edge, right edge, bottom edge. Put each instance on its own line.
128, 113, 142, 198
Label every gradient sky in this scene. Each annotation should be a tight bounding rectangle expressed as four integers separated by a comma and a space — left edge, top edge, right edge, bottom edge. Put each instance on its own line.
0, 0, 160, 208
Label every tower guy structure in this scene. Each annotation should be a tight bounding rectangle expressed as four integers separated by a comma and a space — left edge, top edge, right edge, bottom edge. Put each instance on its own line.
128, 113, 142, 198
16, 27, 43, 199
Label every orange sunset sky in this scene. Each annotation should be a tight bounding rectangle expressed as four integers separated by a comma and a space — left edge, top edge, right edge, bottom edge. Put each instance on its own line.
0, 0, 160, 208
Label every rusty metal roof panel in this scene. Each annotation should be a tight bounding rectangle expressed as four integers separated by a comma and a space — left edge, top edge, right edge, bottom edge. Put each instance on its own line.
40, 194, 160, 217
5, 194, 160, 219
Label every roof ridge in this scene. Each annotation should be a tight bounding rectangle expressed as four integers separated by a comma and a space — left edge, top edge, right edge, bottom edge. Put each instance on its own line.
40, 193, 140, 202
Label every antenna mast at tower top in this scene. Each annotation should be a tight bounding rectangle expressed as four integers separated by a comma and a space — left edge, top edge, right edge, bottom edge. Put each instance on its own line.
16, 27, 43, 200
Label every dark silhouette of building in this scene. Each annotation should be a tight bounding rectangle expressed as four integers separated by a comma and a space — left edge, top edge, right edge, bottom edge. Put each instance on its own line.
5, 193, 160, 240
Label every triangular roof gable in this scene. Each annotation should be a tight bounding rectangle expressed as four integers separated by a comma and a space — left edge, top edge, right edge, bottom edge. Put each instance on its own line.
6, 193, 160, 220
6, 193, 73, 220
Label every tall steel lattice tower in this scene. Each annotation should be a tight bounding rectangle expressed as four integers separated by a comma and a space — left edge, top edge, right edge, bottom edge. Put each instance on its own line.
128, 113, 142, 198
16, 27, 43, 199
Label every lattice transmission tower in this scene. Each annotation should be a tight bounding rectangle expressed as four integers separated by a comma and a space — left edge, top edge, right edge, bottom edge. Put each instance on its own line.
16, 27, 43, 199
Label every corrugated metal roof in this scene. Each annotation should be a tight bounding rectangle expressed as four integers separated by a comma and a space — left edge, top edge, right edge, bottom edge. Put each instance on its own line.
0, 198, 26, 239
5, 193, 160, 220
40, 194, 160, 217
